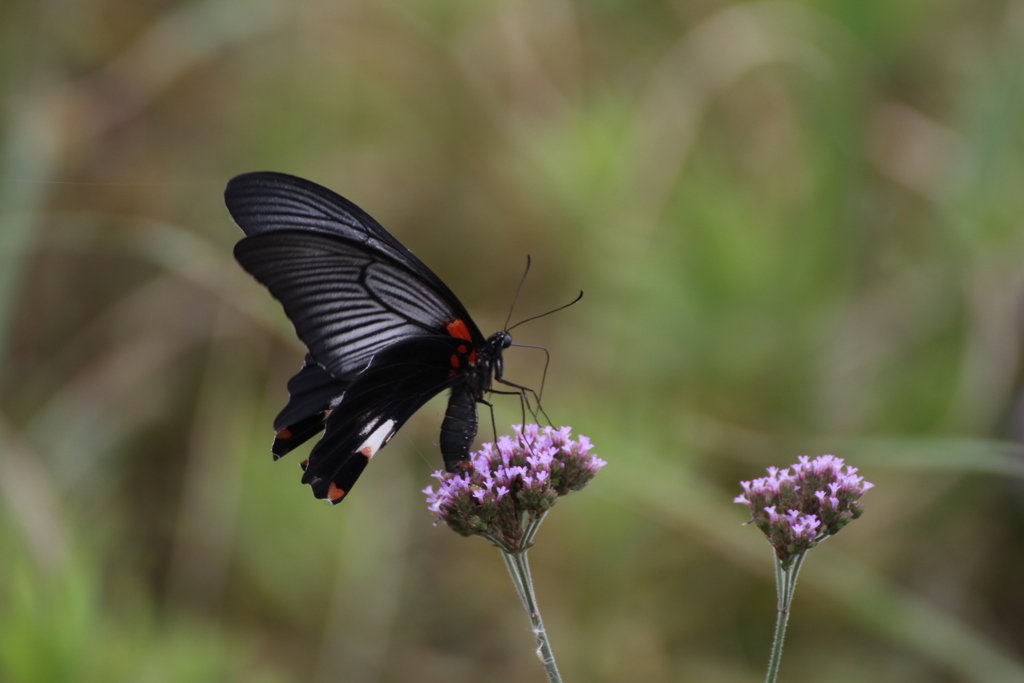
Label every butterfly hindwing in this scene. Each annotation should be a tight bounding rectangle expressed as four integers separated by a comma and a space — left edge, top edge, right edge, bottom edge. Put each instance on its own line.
300, 336, 466, 502
270, 355, 348, 459
273, 355, 345, 433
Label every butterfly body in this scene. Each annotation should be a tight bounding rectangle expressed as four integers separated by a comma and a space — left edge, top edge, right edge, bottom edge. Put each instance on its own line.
226, 172, 510, 503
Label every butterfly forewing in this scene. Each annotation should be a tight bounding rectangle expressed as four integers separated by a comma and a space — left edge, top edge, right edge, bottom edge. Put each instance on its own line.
225, 172, 464, 305
234, 230, 478, 379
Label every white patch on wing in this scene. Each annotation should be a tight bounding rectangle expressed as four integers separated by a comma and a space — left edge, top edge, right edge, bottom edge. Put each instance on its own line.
358, 419, 396, 459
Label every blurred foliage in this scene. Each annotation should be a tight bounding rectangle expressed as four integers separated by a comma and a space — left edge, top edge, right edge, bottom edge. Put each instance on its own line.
2, 0, 1024, 681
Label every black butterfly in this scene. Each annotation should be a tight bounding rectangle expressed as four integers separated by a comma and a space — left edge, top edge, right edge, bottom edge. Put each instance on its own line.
226, 171, 520, 504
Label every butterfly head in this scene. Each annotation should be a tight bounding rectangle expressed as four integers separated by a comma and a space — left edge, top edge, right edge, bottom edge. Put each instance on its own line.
485, 330, 513, 380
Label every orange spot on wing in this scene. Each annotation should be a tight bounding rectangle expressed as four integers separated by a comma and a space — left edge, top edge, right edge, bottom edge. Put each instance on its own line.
450, 353, 460, 369
299, 459, 309, 471
327, 483, 346, 502
446, 319, 472, 341
276, 427, 293, 439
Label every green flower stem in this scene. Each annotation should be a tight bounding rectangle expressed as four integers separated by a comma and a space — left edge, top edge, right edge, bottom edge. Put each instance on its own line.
497, 511, 562, 683
765, 550, 808, 683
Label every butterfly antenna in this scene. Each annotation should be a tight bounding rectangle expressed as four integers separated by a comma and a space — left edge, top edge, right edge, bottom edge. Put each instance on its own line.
499, 289, 582, 415
503, 255, 532, 331
507, 290, 583, 333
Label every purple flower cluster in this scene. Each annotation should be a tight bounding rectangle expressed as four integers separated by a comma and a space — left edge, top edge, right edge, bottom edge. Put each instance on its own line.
735, 455, 873, 564
423, 425, 605, 551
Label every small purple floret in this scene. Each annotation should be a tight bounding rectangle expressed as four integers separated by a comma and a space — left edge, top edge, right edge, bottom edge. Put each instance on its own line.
735, 454, 873, 565
423, 425, 605, 551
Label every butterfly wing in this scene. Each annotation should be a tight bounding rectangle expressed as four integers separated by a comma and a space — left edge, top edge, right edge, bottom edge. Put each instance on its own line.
227, 173, 489, 503
299, 336, 465, 503
269, 354, 348, 459
234, 229, 477, 379
226, 171, 468, 311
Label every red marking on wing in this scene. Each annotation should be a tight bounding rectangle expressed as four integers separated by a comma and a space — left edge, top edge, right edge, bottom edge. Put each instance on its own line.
276, 427, 293, 439
447, 320, 477, 368
299, 459, 309, 471
327, 483, 346, 502
447, 319, 472, 341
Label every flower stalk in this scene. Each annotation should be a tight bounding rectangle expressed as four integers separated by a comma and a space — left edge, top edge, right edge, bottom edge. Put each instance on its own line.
734, 455, 873, 683
502, 542, 562, 682
764, 548, 806, 683
424, 425, 605, 682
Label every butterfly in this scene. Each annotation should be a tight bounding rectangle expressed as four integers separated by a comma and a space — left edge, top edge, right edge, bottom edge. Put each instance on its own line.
226, 171, 522, 504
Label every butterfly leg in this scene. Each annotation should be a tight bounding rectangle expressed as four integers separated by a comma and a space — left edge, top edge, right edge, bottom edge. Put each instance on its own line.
493, 377, 552, 427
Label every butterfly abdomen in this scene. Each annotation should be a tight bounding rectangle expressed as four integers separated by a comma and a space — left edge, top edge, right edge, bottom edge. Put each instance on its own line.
440, 386, 477, 471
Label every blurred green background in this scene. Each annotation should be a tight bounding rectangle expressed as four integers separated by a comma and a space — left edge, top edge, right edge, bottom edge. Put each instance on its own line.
2, 0, 1024, 681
